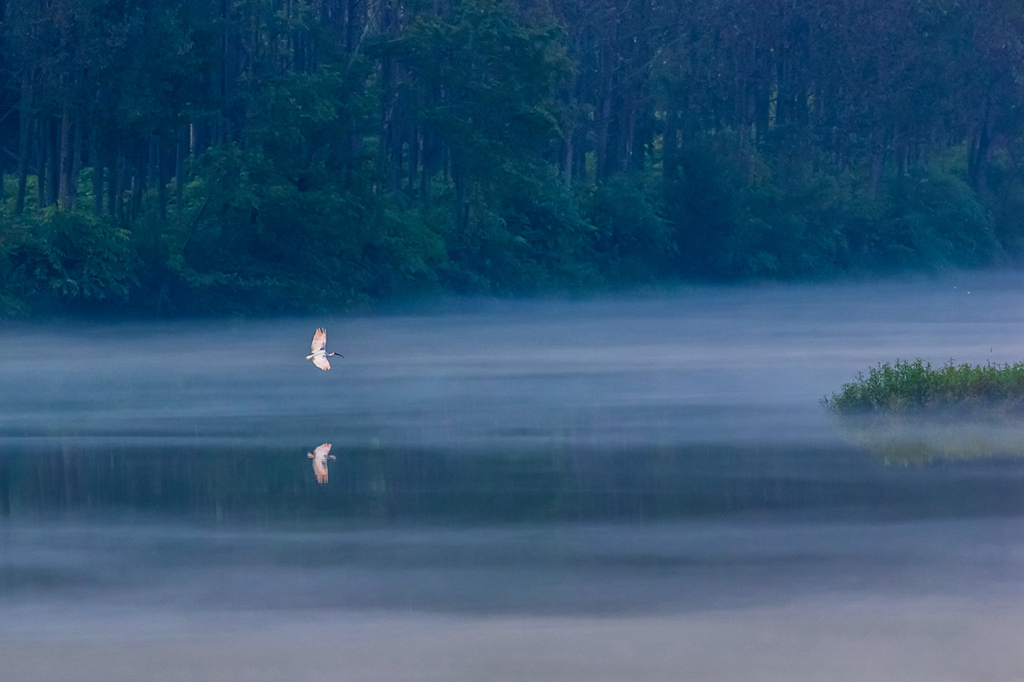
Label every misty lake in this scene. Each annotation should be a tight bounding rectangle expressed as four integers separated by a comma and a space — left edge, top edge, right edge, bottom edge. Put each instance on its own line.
3, 273, 1024, 681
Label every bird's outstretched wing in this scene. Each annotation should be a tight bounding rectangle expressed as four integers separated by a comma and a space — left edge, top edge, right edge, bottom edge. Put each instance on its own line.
311, 328, 327, 354
314, 443, 333, 458
312, 354, 331, 371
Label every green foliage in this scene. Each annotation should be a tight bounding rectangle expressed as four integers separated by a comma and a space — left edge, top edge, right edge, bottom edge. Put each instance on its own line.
721, 165, 849, 278
586, 174, 674, 281
980, 146, 1024, 262
384, 0, 570, 174
2, 0, 1024, 315
493, 162, 597, 290
142, 140, 451, 313
823, 359, 1024, 415
0, 222, 27, 317
0, 209, 138, 312
869, 166, 999, 269
156, 144, 363, 312
662, 134, 1004, 280
664, 135, 850, 279
662, 139, 738, 277
441, 161, 597, 294
360, 203, 449, 298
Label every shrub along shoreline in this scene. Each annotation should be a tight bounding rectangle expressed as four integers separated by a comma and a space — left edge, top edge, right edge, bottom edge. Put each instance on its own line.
824, 359, 1024, 463
823, 359, 1024, 416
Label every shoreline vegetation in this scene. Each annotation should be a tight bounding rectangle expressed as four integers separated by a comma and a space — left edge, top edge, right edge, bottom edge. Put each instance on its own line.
823, 359, 1024, 416
2, 1, 1024, 316
824, 359, 1024, 463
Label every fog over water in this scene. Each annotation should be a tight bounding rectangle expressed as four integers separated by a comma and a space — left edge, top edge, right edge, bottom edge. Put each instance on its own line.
3, 273, 1024, 680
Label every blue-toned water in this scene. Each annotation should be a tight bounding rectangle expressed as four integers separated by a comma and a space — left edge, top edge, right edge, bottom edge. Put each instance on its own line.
3, 273, 1024, 680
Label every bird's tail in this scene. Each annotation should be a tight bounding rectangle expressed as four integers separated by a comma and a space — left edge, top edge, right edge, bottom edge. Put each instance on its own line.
307, 453, 314, 459
305, 354, 314, 360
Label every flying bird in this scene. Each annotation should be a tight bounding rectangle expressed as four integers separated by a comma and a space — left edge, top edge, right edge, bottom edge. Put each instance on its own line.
307, 327, 343, 370
307, 443, 336, 484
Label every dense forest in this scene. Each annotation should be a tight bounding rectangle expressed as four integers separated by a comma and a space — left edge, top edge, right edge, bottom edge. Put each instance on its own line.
0, 0, 1022, 314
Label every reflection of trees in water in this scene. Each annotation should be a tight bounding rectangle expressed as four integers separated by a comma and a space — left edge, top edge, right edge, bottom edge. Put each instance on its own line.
5, 439, 1024, 522
0, 442, 887, 522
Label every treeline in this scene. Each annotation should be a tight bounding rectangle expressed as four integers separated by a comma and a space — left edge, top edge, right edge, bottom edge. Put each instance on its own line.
1, 0, 1023, 314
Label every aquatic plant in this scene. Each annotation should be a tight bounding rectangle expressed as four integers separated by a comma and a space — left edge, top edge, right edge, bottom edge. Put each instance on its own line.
824, 358, 1024, 464
823, 358, 1024, 415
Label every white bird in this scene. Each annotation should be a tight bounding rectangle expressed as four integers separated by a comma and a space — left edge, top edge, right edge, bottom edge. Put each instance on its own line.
307, 327, 343, 370
307, 443, 336, 484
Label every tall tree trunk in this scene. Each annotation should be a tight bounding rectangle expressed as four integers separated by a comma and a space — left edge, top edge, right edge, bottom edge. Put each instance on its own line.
35, 120, 46, 209
573, 126, 586, 186
968, 100, 992, 192
176, 123, 187, 221
595, 15, 617, 183
221, 0, 230, 102
626, 104, 643, 172
131, 142, 147, 223
91, 133, 103, 215
47, 120, 59, 207
69, 120, 82, 210
58, 106, 71, 208
663, 104, 678, 184
562, 130, 574, 188
562, 69, 578, 188
454, 164, 467, 233
107, 151, 117, 221
156, 139, 168, 224
868, 128, 886, 199
596, 66, 613, 182
15, 78, 31, 214
409, 126, 420, 199
418, 130, 430, 206
114, 145, 126, 225
148, 136, 159, 189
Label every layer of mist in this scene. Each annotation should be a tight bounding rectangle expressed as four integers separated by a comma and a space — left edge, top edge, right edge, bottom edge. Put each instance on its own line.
4, 272, 1024, 681
2, 272, 1023, 450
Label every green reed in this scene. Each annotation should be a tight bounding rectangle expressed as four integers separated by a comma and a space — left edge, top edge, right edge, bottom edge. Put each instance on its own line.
823, 358, 1024, 415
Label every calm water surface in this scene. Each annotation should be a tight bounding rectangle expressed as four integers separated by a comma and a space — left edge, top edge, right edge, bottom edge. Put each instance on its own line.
3, 273, 1024, 680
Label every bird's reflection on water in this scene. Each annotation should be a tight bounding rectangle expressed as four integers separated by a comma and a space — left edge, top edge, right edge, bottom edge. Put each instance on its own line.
3, 437, 1024, 523
307, 442, 335, 484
